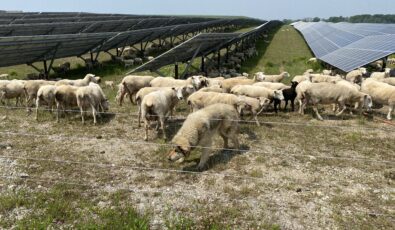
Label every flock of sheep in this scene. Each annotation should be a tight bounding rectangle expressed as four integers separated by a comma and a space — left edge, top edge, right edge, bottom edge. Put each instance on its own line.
1, 65, 395, 169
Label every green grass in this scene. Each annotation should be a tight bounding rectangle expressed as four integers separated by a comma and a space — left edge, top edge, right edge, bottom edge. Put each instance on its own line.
242, 25, 322, 83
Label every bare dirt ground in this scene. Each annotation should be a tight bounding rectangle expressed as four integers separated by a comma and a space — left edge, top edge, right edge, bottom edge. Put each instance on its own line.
0, 94, 394, 229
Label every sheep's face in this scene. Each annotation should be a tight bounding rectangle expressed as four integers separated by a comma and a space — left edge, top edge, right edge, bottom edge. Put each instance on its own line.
258, 97, 271, 109
174, 87, 184, 100
102, 99, 109, 111
182, 85, 196, 98
191, 75, 205, 89
254, 73, 265, 81
235, 99, 250, 116
168, 146, 190, 163
273, 90, 284, 101
359, 68, 367, 75
291, 81, 299, 88
283, 72, 290, 78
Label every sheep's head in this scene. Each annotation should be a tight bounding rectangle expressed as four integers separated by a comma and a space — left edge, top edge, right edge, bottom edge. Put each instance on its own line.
191, 75, 205, 89
235, 98, 250, 117
291, 81, 299, 88
273, 90, 284, 101
101, 99, 110, 112
168, 145, 190, 163
282, 72, 290, 78
254, 72, 265, 81
181, 85, 196, 98
359, 68, 367, 75
173, 87, 184, 100
385, 68, 391, 76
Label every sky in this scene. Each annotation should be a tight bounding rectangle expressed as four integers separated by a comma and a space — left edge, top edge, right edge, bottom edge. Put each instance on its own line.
1, 0, 393, 20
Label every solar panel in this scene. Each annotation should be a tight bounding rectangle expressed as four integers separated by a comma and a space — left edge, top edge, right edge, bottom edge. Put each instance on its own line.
294, 22, 395, 72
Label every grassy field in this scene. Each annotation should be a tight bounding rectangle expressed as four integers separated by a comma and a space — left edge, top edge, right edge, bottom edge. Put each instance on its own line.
1, 25, 394, 229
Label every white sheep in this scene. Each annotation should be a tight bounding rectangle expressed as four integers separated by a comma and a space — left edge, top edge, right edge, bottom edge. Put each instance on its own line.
295, 80, 313, 114
0, 80, 25, 106
379, 77, 395, 86
141, 88, 183, 141
304, 82, 372, 120
322, 69, 333, 75
345, 68, 367, 83
104, 81, 114, 89
219, 77, 259, 93
253, 82, 290, 90
55, 74, 100, 86
361, 79, 395, 120
76, 83, 109, 124
307, 58, 317, 63
167, 103, 240, 171
292, 75, 310, 83
205, 77, 225, 87
370, 68, 391, 80
230, 85, 284, 101
35, 85, 57, 120
23, 80, 56, 110
134, 58, 143, 65
150, 75, 206, 90
0, 74, 9, 80
309, 74, 342, 83
117, 75, 155, 105
54, 85, 79, 122
254, 72, 290, 83
198, 86, 226, 93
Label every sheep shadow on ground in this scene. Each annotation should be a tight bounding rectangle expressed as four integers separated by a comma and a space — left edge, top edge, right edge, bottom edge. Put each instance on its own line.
182, 144, 250, 172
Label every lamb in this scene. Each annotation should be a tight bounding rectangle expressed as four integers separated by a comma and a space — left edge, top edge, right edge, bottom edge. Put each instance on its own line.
117, 75, 155, 105
104, 81, 114, 89
230, 85, 284, 112
253, 82, 290, 90
167, 103, 240, 171
76, 83, 109, 124
54, 85, 79, 122
255, 72, 290, 83
141, 88, 183, 141
35, 85, 57, 120
280, 81, 299, 111
0, 80, 25, 106
304, 82, 373, 120
135, 85, 195, 127
361, 79, 395, 120
370, 68, 391, 80
149, 75, 206, 90
345, 68, 367, 83
55, 74, 100, 86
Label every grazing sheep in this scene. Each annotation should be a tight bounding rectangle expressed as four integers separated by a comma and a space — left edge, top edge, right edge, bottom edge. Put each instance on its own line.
123, 59, 134, 67
304, 83, 373, 120
55, 74, 99, 87
255, 72, 290, 83
141, 88, 183, 141
104, 81, 114, 89
230, 85, 284, 112
0, 80, 25, 106
76, 83, 109, 124
253, 82, 290, 90
23, 80, 56, 110
167, 103, 240, 171
35, 85, 57, 120
150, 76, 206, 90
345, 68, 367, 84
54, 85, 79, 122
134, 58, 143, 65
118, 75, 155, 105
361, 79, 395, 120
370, 68, 391, 80
135, 85, 195, 127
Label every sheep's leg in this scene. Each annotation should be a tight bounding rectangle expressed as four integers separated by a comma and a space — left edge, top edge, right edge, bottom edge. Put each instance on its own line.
197, 137, 212, 171
79, 106, 85, 124
35, 97, 40, 121
291, 99, 295, 112
219, 132, 229, 149
336, 102, 347, 116
137, 105, 142, 128
284, 100, 288, 111
160, 116, 167, 140
91, 104, 97, 125
144, 119, 150, 141
56, 102, 60, 123
253, 112, 260, 126
387, 105, 393, 120
313, 105, 323, 121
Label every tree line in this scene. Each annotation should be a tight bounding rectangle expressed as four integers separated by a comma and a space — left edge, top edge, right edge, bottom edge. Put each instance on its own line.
283, 14, 395, 24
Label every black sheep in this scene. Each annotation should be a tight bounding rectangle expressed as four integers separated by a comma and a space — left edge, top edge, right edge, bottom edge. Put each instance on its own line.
282, 81, 298, 111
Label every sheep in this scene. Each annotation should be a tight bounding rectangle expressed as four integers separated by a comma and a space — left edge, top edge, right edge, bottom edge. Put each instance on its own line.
0, 80, 25, 106
303, 83, 373, 120
0, 74, 9, 80
253, 82, 290, 90
295, 80, 313, 114
134, 58, 143, 65
150, 75, 206, 90
379, 77, 395, 86
370, 68, 391, 80
122, 59, 134, 67
345, 68, 367, 84
205, 77, 225, 87
54, 85, 79, 122
361, 79, 395, 120
292, 74, 310, 83
167, 103, 240, 171
198, 86, 226, 93
322, 69, 333, 75
304, 69, 314, 75
387, 58, 395, 65
219, 77, 259, 93
55, 74, 99, 86
187, 91, 270, 126
118, 75, 155, 105
307, 58, 317, 63
54, 62, 71, 74
35, 85, 57, 120
230, 85, 284, 112
280, 81, 299, 111
141, 88, 183, 141
254, 72, 290, 83
135, 85, 195, 127
23, 80, 56, 110
76, 83, 109, 124
104, 81, 114, 89
309, 74, 342, 83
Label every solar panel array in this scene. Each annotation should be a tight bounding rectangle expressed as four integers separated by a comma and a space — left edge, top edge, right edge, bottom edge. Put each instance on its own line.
132, 21, 281, 73
293, 21, 395, 72
0, 12, 264, 68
